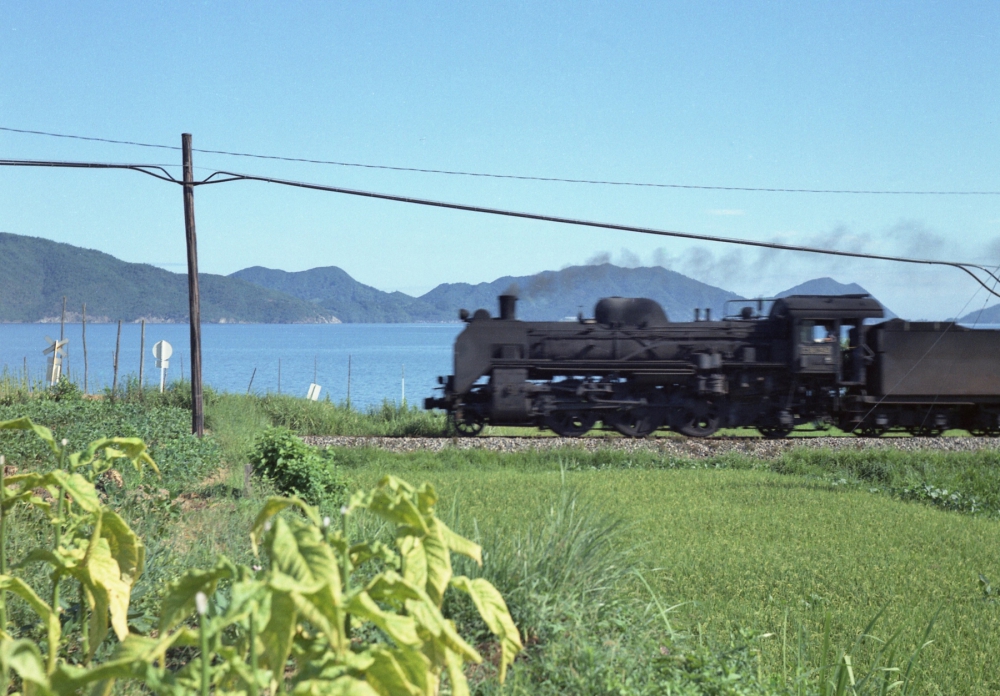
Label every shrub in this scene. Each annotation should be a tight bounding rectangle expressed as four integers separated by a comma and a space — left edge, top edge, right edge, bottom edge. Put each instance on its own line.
248, 426, 345, 505
46, 376, 82, 402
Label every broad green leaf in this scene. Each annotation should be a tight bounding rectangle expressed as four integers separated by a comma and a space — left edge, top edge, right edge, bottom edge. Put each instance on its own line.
350, 541, 399, 570
365, 477, 429, 535
16, 548, 76, 571
50, 658, 142, 693
404, 597, 480, 663
266, 517, 340, 596
259, 589, 297, 680
0, 417, 58, 454
78, 537, 131, 641
414, 482, 437, 515
291, 676, 380, 696
49, 470, 101, 512
159, 557, 235, 632
377, 646, 432, 696
346, 591, 420, 648
83, 582, 109, 663
250, 496, 321, 554
0, 575, 53, 620
364, 647, 424, 696
440, 523, 482, 566
297, 584, 347, 653
101, 437, 160, 474
422, 519, 452, 607
100, 509, 145, 583
0, 575, 61, 663
365, 571, 422, 605
444, 646, 471, 696
451, 576, 523, 682
1, 639, 49, 691
398, 535, 428, 598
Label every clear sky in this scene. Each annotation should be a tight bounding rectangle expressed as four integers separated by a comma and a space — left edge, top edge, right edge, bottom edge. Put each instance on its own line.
1, 1, 998, 319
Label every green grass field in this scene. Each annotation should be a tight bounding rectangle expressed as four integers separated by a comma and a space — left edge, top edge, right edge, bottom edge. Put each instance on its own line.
334, 450, 1000, 694
2, 385, 999, 693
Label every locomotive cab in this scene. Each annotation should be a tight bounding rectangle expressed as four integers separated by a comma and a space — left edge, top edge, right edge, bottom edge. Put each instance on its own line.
769, 295, 884, 383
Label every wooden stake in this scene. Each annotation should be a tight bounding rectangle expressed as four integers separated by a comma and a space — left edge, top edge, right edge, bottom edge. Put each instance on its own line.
182, 133, 205, 436
81, 304, 88, 394
112, 320, 122, 399
139, 320, 146, 393
347, 354, 352, 409
278, 358, 281, 394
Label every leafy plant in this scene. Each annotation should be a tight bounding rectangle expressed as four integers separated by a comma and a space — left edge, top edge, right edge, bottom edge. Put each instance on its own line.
248, 427, 345, 505
0, 418, 522, 695
0, 416, 157, 688
45, 378, 81, 403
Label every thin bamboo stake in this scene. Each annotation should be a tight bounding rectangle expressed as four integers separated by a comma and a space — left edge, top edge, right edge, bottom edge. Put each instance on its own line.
139, 319, 146, 393
112, 320, 122, 399
81, 304, 88, 394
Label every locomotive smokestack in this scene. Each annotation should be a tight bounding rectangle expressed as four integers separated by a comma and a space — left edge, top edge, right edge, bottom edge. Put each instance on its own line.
694, 308, 701, 322
705, 308, 712, 322
499, 294, 517, 320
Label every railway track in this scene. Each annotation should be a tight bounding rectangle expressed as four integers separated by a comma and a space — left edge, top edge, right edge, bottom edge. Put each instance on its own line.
302, 434, 1000, 458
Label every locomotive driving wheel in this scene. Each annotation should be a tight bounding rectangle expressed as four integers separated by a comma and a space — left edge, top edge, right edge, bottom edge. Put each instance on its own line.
673, 398, 721, 438
606, 406, 663, 438
449, 410, 485, 437
544, 410, 597, 438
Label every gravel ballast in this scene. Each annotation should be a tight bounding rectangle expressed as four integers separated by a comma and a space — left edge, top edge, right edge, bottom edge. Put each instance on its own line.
302, 435, 1000, 458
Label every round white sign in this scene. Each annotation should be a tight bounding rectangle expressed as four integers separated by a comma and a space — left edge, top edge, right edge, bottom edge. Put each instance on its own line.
153, 340, 173, 361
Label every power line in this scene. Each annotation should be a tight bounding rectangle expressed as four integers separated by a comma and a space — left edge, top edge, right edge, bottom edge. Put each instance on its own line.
3, 124, 998, 196
3, 155, 999, 298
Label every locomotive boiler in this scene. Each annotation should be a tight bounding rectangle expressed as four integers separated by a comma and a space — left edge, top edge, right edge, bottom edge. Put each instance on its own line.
424, 294, 1000, 438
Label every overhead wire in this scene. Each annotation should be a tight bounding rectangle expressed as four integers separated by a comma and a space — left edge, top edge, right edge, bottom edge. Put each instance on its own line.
3, 125, 1000, 195
2, 155, 1000, 299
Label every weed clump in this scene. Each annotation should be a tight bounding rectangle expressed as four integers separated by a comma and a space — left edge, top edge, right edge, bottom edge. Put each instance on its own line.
248, 426, 345, 505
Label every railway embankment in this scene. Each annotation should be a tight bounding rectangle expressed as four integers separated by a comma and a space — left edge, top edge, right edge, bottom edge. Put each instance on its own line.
302, 434, 1000, 457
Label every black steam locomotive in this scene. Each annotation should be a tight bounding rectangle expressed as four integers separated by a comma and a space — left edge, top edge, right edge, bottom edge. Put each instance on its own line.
424, 294, 1000, 438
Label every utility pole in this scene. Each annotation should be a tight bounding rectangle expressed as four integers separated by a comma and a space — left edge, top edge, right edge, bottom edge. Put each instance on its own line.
182, 133, 204, 436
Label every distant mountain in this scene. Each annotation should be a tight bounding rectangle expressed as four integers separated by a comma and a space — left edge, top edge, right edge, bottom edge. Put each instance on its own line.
0, 233, 335, 323
775, 277, 897, 319
230, 266, 450, 323
958, 305, 1000, 325
419, 264, 740, 322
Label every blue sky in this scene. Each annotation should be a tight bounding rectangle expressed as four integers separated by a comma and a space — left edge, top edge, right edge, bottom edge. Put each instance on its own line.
1, 1, 998, 318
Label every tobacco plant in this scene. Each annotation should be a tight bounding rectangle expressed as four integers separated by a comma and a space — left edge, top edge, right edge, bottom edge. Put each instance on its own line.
0, 416, 156, 693
0, 417, 522, 696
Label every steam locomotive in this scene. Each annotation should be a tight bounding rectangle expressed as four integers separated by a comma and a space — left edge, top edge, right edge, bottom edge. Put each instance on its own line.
424, 294, 1000, 438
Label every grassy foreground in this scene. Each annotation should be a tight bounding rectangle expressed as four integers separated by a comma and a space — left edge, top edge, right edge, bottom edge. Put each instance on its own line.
1, 384, 998, 693
335, 450, 1000, 694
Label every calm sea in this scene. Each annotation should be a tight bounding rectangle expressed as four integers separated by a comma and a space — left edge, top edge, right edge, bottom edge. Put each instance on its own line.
0, 323, 463, 410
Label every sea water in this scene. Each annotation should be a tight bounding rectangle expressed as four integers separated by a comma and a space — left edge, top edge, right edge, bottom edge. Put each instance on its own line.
0, 323, 463, 410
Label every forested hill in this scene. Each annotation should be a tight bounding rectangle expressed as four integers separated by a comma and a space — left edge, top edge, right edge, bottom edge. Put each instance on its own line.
419, 263, 741, 321
230, 266, 452, 323
0, 233, 335, 323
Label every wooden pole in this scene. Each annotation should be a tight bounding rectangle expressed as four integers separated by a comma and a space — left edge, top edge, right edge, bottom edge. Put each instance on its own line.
278, 358, 281, 394
347, 354, 351, 409
182, 133, 205, 436
112, 320, 122, 399
81, 304, 88, 394
60, 297, 67, 380
139, 320, 146, 392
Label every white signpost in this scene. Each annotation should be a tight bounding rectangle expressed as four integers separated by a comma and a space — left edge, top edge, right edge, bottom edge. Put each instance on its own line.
153, 340, 173, 393
306, 383, 321, 401
43, 337, 68, 386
